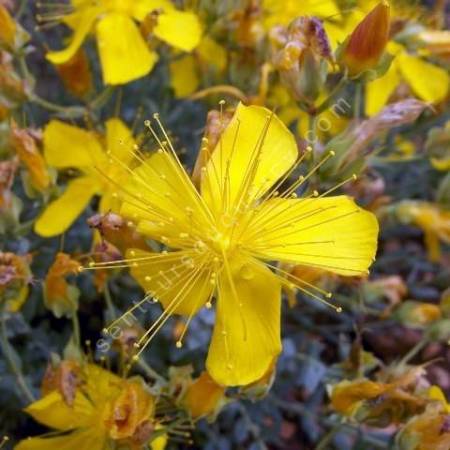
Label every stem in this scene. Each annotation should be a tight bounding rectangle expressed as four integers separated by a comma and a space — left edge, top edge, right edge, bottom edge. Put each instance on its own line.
136, 359, 168, 386
15, 0, 28, 20
270, 396, 388, 449
30, 95, 86, 118
398, 337, 428, 367
315, 422, 342, 450
354, 81, 363, 119
0, 302, 35, 403
71, 312, 81, 348
103, 280, 117, 322
315, 74, 349, 115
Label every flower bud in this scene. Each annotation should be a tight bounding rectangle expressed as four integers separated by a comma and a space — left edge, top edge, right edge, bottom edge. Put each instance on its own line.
56, 49, 93, 98
270, 16, 332, 104
339, 1, 390, 77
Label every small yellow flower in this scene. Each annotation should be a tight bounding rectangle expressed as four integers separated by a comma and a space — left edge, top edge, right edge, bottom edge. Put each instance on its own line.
396, 201, 450, 262
95, 103, 378, 386
42, 0, 202, 85
34, 118, 136, 237
15, 364, 164, 450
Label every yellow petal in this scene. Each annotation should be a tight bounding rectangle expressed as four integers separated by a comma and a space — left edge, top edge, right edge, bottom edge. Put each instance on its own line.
243, 196, 378, 276
263, 0, 339, 28
43, 120, 104, 169
120, 151, 210, 242
365, 64, 402, 116
105, 118, 135, 164
201, 103, 298, 217
24, 391, 94, 431
131, 0, 175, 21
96, 13, 158, 85
206, 257, 282, 386
169, 55, 199, 97
34, 177, 99, 237
154, 10, 202, 52
196, 36, 227, 72
83, 364, 123, 407
46, 7, 100, 65
428, 386, 450, 412
14, 428, 106, 450
127, 248, 214, 316
398, 53, 449, 104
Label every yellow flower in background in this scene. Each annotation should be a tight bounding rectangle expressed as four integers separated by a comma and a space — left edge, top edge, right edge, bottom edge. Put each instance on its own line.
365, 41, 449, 115
396, 201, 450, 262
15, 364, 165, 450
42, 0, 202, 85
34, 118, 135, 237
262, 0, 340, 29
96, 103, 378, 386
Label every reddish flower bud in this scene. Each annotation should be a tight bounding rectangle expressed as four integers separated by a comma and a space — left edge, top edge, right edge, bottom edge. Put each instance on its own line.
340, 1, 390, 77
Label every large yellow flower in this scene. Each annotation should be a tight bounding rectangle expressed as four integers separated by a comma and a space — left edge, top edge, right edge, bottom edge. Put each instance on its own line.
34, 118, 135, 237
15, 364, 166, 450
94, 103, 378, 387
43, 0, 202, 85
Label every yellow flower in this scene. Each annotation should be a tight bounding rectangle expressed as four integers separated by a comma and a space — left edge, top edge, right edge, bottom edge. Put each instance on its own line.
15, 364, 164, 450
396, 201, 450, 262
34, 118, 136, 237
42, 0, 202, 85
95, 103, 378, 386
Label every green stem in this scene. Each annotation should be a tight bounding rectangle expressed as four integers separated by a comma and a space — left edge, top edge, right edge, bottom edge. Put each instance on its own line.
0, 302, 35, 403
15, 0, 28, 20
398, 337, 429, 367
315, 422, 343, 450
136, 359, 168, 386
271, 396, 388, 449
30, 94, 86, 118
103, 280, 117, 322
315, 74, 349, 115
354, 81, 363, 119
71, 312, 81, 349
